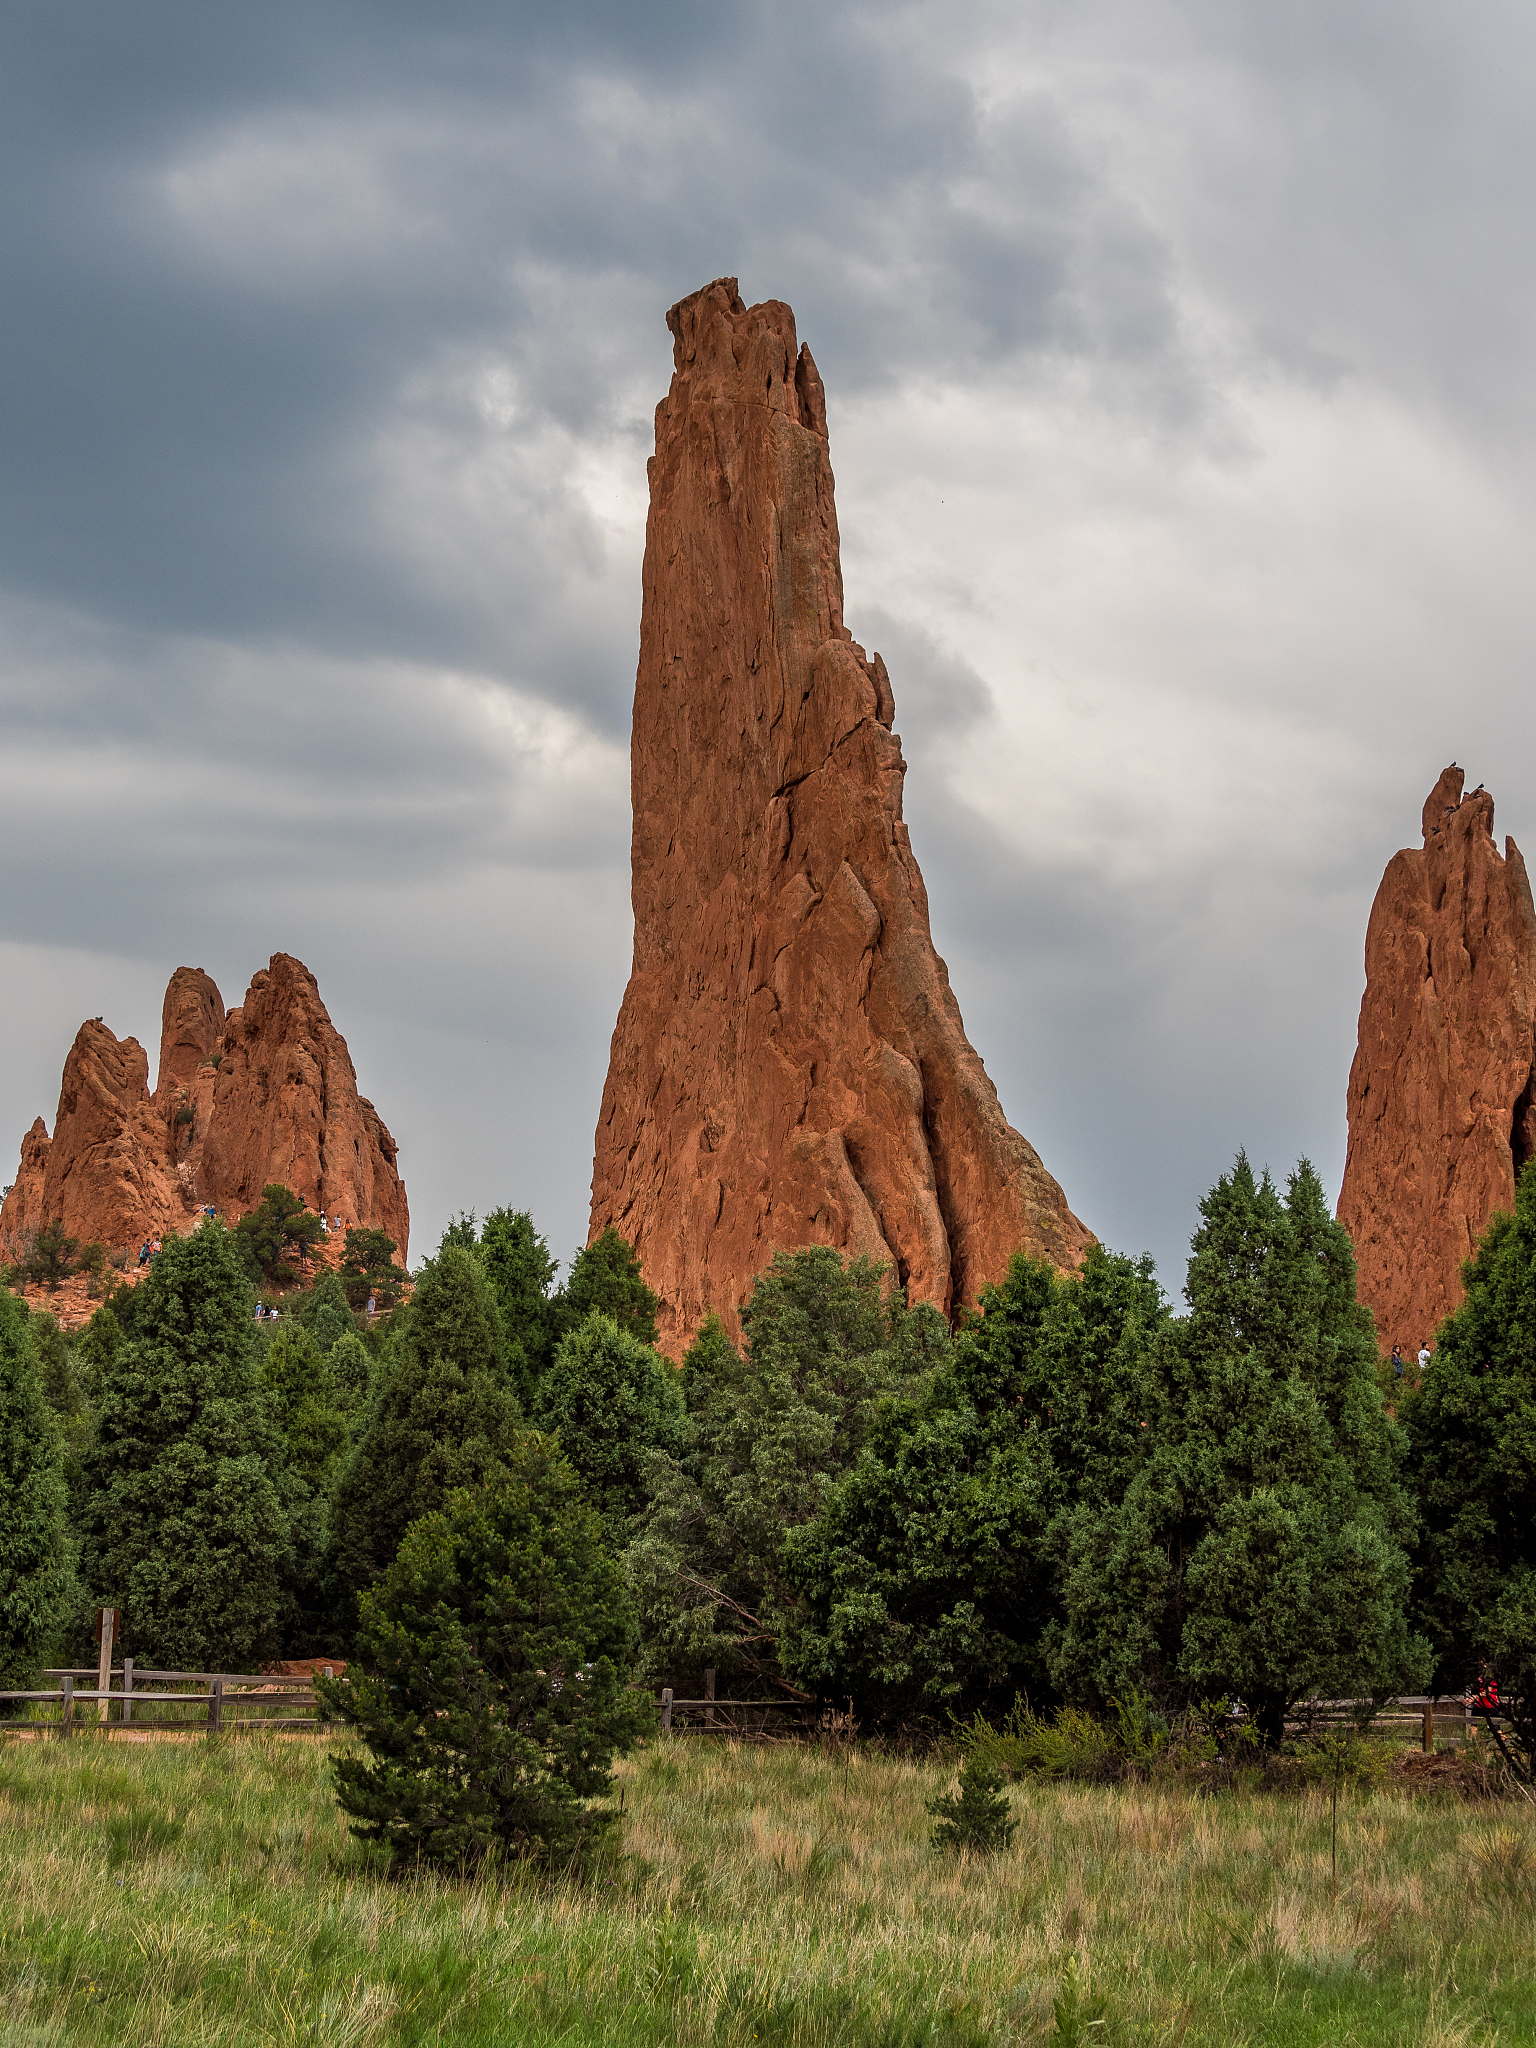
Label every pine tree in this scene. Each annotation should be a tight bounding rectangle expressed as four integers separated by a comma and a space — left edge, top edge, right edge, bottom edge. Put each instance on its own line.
261, 1323, 348, 1653
1404, 1164, 1536, 1752
300, 1271, 356, 1354
1050, 1157, 1427, 1740
0, 1291, 77, 1692
328, 1329, 373, 1413
533, 1311, 686, 1548
319, 1436, 649, 1870
478, 1207, 560, 1406
326, 1246, 520, 1617
558, 1227, 659, 1347
926, 1754, 1017, 1853
77, 1223, 287, 1672
624, 1247, 937, 1691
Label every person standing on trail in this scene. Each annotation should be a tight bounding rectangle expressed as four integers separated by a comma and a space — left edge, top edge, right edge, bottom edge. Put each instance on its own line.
1391, 1344, 1404, 1377
1417, 1341, 1432, 1371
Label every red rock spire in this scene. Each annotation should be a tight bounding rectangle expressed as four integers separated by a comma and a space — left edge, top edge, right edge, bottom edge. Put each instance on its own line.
589, 278, 1090, 1354
1338, 766, 1536, 1350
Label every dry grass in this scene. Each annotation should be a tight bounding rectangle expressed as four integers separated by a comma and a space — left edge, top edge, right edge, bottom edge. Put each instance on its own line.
0, 1730, 1531, 2045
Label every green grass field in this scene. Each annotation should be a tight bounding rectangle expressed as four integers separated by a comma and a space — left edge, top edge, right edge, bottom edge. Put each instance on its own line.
0, 1731, 1531, 2046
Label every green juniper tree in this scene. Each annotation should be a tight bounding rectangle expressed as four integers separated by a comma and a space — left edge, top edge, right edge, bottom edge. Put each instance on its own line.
1050, 1157, 1427, 1740
261, 1323, 349, 1650
319, 1435, 649, 1870
533, 1311, 686, 1549
0, 1290, 77, 1693
785, 1245, 1164, 1728
558, 1226, 660, 1347
326, 1246, 519, 1622
234, 1184, 325, 1289
328, 1329, 373, 1415
299, 1271, 356, 1354
625, 1247, 941, 1692
339, 1227, 409, 1314
77, 1223, 287, 1673
479, 1207, 561, 1406
1404, 1163, 1536, 1765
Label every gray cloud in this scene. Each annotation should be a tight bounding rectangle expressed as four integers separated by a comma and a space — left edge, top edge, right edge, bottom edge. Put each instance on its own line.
3, 0, 1536, 1290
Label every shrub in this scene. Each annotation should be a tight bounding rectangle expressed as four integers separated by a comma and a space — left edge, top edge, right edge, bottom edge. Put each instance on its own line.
926, 1755, 1017, 1854
20, 1221, 81, 1292
319, 1437, 649, 1871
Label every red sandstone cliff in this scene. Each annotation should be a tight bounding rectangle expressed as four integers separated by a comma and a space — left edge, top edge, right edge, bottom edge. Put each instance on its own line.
1338, 766, 1536, 1350
590, 278, 1090, 1353
0, 954, 408, 1264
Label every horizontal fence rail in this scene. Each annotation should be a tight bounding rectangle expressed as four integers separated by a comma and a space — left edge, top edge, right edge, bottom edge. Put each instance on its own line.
0, 1663, 337, 1736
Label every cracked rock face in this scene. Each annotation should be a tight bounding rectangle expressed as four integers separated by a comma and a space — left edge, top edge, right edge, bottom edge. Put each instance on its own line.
1338, 766, 1536, 1351
589, 278, 1090, 1354
0, 954, 408, 1261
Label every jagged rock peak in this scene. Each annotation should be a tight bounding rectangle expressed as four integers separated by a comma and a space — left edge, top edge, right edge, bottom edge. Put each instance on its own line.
0, 953, 408, 1264
589, 278, 1090, 1355
1338, 765, 1536, 1349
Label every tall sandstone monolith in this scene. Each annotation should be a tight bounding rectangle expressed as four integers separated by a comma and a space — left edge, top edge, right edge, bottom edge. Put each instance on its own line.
0, 953, 408, 1264
589, 278, 1090, 1353
1338, 766, 1536, 1351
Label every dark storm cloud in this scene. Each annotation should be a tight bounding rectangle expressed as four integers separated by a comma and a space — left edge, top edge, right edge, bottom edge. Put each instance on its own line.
4, 0, 1536, 1278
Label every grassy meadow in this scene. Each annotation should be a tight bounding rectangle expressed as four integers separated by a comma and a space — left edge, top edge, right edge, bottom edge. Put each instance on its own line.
0, 1730, 1532, 2047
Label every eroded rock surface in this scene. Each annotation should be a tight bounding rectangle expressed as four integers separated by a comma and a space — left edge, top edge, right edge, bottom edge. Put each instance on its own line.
1338, 766, 1536, 1349
590, 278, 1089, 1353
0, 954, 408, 1263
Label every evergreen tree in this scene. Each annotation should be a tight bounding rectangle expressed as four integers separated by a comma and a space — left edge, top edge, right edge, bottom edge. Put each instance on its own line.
624, 1248, 939, 1690
534, 1312, 686, 1547
479, 1207, 560, 1406
1404, 1164, 1536, 1742
300, 1271, 355, 1354
73, 1303, 122, 1407
785, 1247, 1163, 1728
328, 1329, 373, 1414
261, 1323, 349, 1652
339, 1227, 409, 1313
558, 1227, 659, 1347
0, 1291, 77, 1692
1050, 1158, 1427, 1740
320, 1436, 648, 1870
234, 1184, 324, 1288
77, 1223, 287, 1672
326, 1245, 519, 1618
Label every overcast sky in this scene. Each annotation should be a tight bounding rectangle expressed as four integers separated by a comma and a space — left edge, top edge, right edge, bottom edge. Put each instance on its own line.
3, 0, 1534, 1299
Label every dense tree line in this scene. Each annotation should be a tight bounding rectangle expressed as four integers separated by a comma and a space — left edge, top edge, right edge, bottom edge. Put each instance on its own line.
2, 1159, 1533, 1762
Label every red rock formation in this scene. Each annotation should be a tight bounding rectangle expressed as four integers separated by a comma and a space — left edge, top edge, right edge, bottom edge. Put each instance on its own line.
0, 954, 408, 1266
590, 278, 1090, 1354
1338, 766, 1536, 1351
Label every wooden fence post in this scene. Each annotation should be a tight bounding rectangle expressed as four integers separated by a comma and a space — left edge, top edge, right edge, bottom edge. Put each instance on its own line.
96, 1608, 117, 1724
121, 1658, 134, 1727
209, 1676, 224, 1734
661, 1686, 673, 1734
60, 1673, 74, 1739
705, 1667, 716, 1731
1423, 1701, 1434, 1753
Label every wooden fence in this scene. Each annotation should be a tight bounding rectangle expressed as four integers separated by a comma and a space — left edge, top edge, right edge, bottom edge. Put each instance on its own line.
0, 1663, 331, 1736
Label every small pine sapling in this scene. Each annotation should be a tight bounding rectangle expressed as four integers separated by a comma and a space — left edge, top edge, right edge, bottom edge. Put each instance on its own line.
926, 1753, 1018, 1853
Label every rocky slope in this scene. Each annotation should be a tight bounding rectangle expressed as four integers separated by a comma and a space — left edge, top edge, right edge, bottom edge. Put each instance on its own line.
1338, 766, 1536, 1349
0, 953, 408, 1266
590, 277, 1090, 1353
